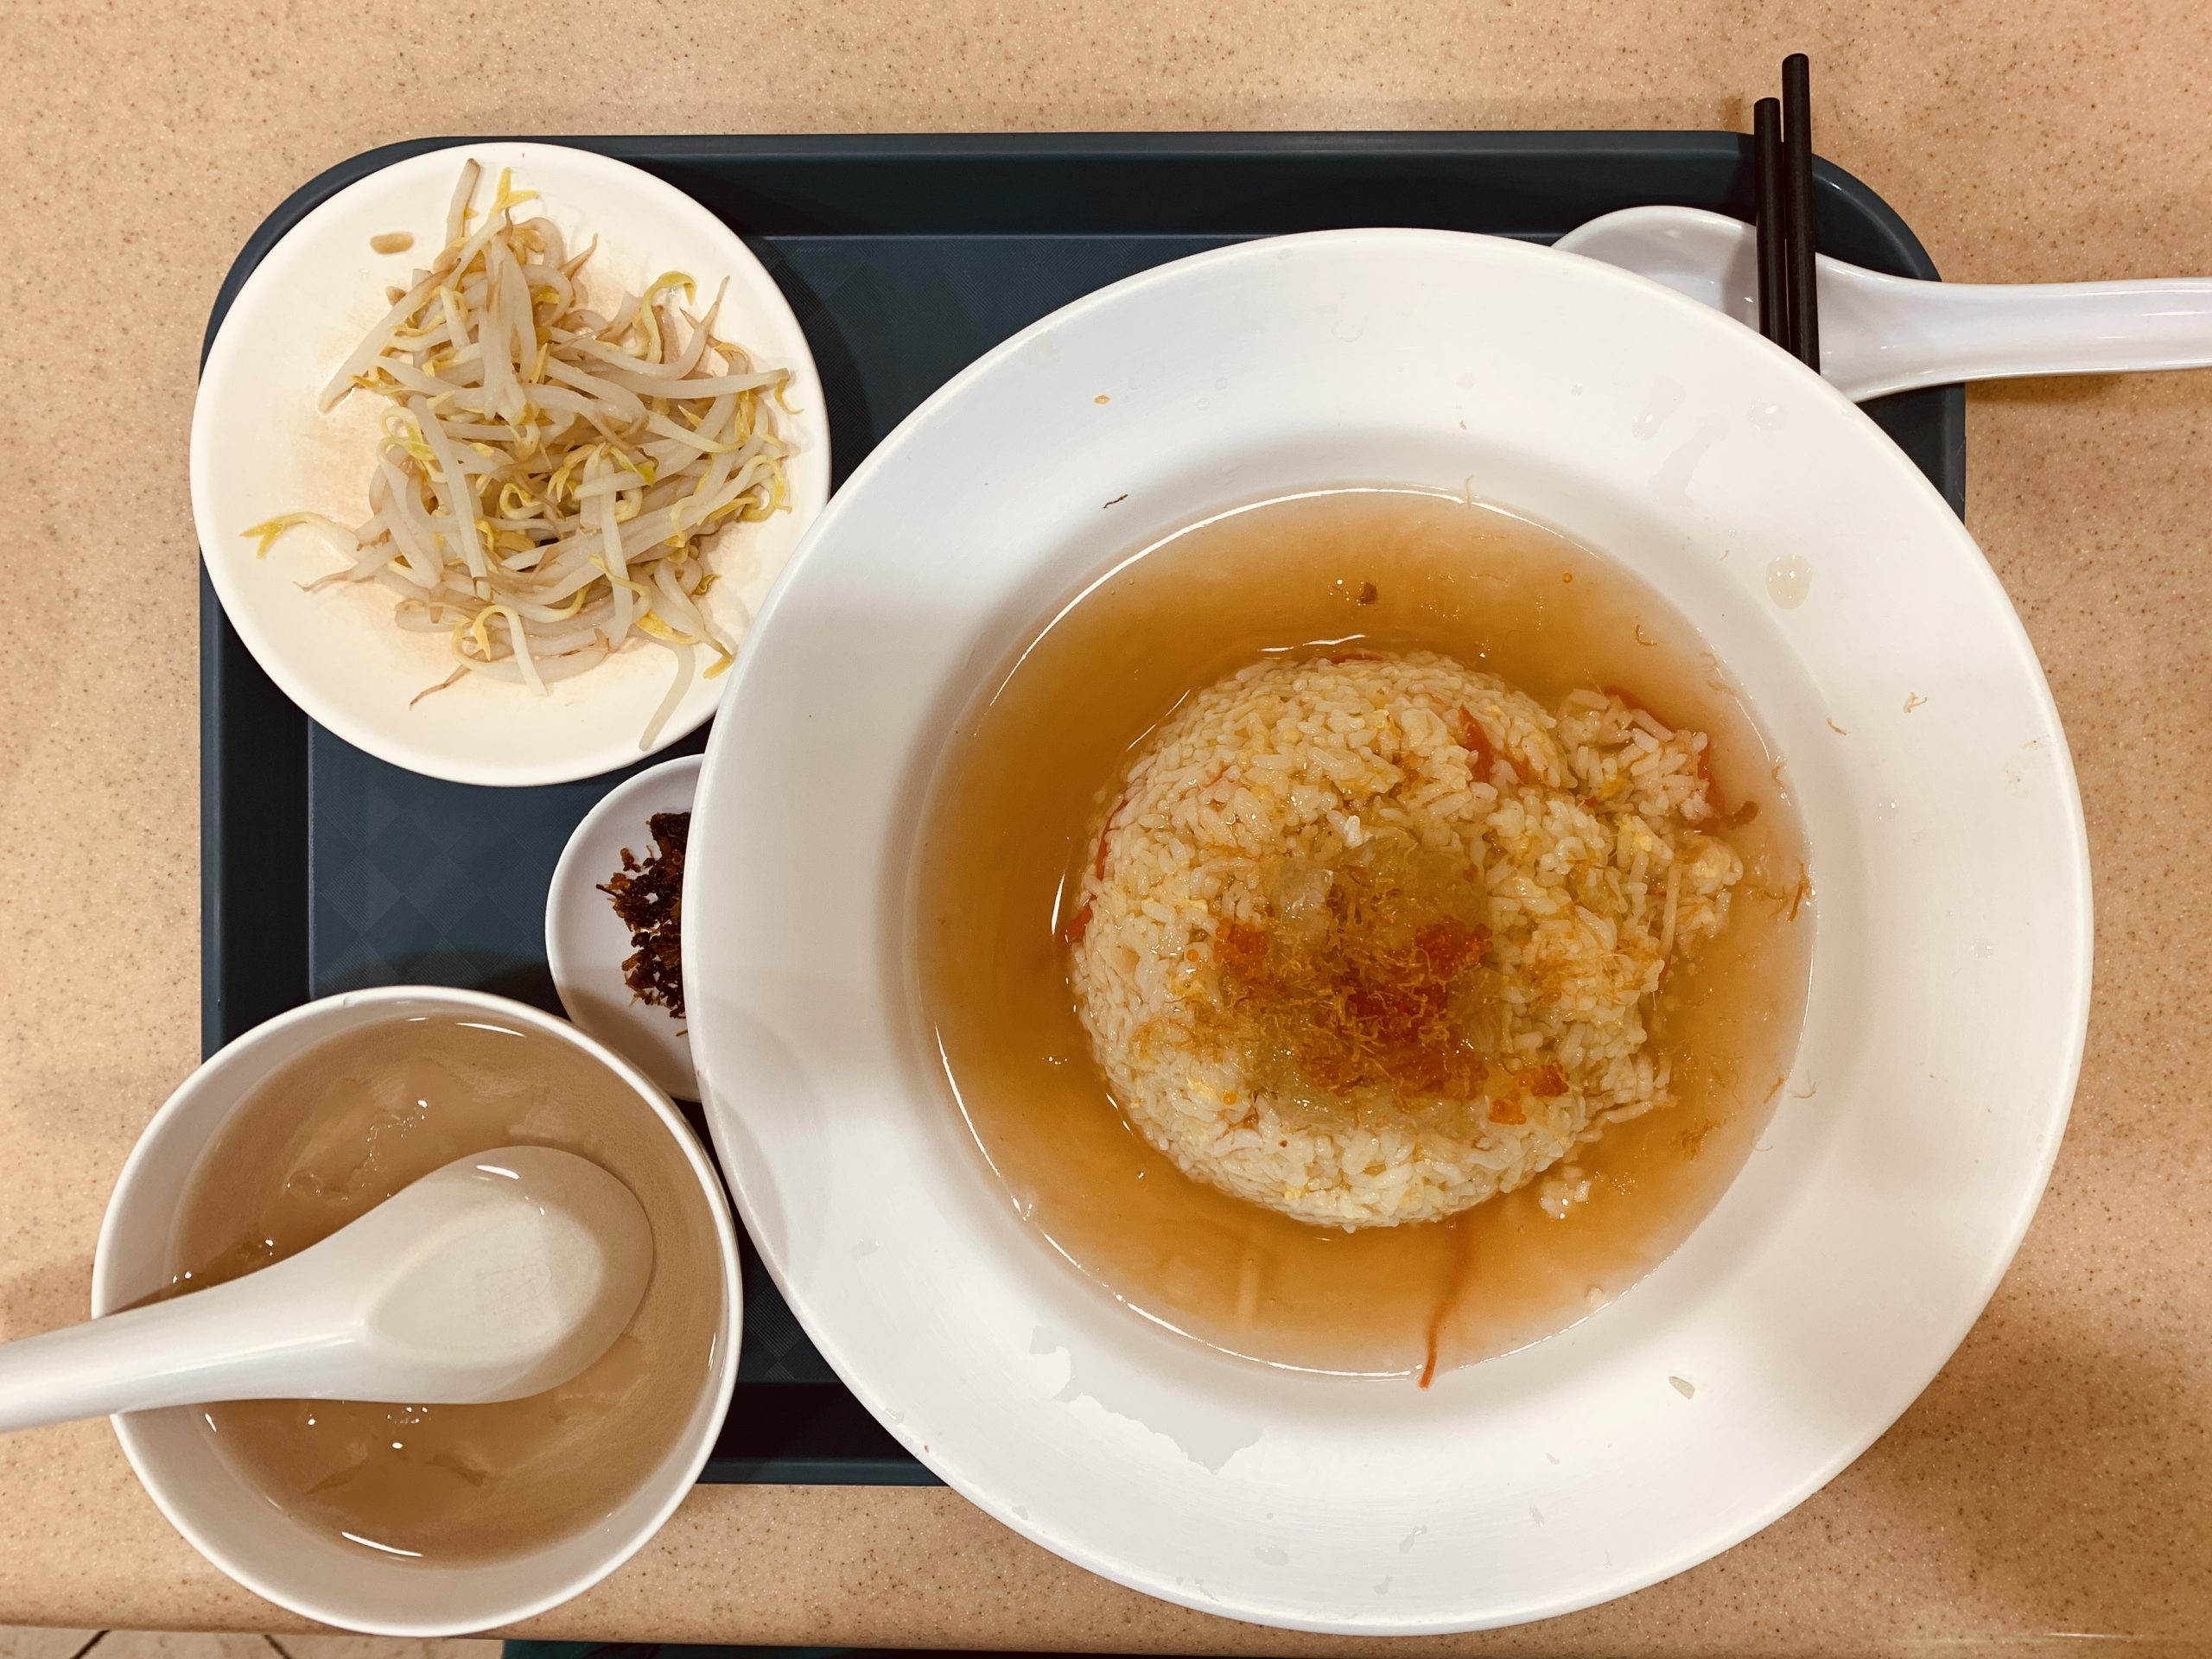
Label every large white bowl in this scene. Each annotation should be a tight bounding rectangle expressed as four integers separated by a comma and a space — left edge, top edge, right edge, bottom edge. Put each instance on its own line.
191, 142, 830, 786
684, 230, 2091, 1633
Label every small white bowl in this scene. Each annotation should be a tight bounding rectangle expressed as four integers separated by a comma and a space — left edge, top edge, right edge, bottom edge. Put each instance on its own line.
92, 986, 741, 1635
548, 754, 702, 1101
191, 142, 830, 786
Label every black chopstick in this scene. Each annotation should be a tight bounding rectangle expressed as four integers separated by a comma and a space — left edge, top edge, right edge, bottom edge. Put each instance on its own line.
1752, 98, 1787, 347
1781, 53, 1821, 371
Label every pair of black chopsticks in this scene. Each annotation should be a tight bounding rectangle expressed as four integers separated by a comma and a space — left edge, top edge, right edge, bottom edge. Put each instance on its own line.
1752, 54, 1821, 370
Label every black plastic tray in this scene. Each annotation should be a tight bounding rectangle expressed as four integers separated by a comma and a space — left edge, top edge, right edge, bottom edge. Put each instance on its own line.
200, 131, 1964, 1486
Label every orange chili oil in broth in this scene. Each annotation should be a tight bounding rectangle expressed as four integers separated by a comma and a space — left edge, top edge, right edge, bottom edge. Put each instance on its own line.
915, 490, 1812, 1379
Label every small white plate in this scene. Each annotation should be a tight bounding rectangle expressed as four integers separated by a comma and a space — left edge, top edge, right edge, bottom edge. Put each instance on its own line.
191, 142, 830, 786
548, 754, 701, 1102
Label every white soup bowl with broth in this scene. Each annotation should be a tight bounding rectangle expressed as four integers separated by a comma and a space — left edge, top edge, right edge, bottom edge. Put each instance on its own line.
683, 229, 2092, 1632
91, 986, 741, 1635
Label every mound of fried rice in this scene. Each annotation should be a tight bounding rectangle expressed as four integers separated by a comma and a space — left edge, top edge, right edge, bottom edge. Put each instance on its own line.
1066, 650, 1743, 1229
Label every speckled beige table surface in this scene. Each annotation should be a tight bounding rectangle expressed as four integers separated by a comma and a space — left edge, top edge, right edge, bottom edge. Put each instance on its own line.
2, 0, 2207, 1652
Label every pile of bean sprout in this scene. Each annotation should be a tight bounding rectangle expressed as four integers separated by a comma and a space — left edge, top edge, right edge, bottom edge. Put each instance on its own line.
245, 160, 791, 747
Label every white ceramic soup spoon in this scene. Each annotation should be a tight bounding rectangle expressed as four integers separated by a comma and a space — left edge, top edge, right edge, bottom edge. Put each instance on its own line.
1555, 204, 2212, 402
0, 1146, 652, 1433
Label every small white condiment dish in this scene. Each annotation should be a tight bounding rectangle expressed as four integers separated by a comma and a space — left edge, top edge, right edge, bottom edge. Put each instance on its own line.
191, 141, 830, 786
92, 985, 741, 1635
548, 753, 702, 1101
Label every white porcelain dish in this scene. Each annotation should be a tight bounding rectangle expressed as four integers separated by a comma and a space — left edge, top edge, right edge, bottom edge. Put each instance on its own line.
683, 230, 2092, 1633
93, 986, 742, 1635
549, 753, 702, 1100
190, 142, 830, 786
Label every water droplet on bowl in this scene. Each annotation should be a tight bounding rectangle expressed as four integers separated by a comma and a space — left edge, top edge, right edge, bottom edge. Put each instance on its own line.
1750, 402, 1785, 430
1765, 554, 1814, 608
1631, 377, 1685, 439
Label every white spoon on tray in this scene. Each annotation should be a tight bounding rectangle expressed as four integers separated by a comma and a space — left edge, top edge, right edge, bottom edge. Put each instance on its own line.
1555, 203, 2212, 401
0, 1145, 652, 1432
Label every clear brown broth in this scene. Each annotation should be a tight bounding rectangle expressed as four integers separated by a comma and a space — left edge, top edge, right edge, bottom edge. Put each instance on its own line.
915, 489, 1813, 1379
164, 1013, 724, 1562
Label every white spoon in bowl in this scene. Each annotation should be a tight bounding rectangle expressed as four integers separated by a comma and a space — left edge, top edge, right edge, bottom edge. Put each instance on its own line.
1554, 204, 2212, 402
0, 1145, 652, 1433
